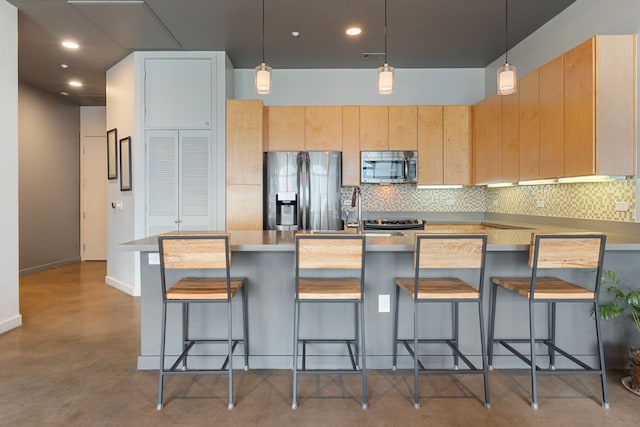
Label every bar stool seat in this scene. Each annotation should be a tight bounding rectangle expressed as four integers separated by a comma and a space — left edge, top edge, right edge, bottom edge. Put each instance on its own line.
392, 234, 490, 409
292, 233, 367, 410
157, 233, 249, 411
488, 233, 608, 410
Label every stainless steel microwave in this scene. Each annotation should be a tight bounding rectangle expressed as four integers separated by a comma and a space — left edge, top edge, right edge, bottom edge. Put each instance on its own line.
361, 151, 418, 184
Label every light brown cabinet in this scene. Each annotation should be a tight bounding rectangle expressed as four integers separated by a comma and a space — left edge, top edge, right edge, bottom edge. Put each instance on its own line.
539, 55, 564, 179
564, 35, 635, 177
418, 105, 471, 185
305, 106, 342, 151
473, 94, 502, 184
265, 106, 305, 151
518, 70, 540, 181
501, 91, 520, 182
389, 106, 417, 150
359, 106, 389, 150
342, 106, 361, 187
226, 99, 264, 230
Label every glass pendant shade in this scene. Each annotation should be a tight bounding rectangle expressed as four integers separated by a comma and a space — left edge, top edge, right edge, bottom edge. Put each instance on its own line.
497, 62, 517, 95
255, 63, 272, 95
377, 63, 394, 95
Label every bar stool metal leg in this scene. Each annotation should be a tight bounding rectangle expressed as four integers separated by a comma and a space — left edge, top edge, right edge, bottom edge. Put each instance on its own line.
157, 301, 167, 410
242, 285, 249, 370
594, 300, 610, 408
478, 297, 491, 408
413, 295, 420, 409
360, 297, 368, 409
548, 302, 556, 369
392, 285, 401, 370
453, 302, 459, 369
529, 299, 538, 409
354, 302, 360, 369
291, 297, 300, 410
487, 282, 498, 369
227, 299, 234, 410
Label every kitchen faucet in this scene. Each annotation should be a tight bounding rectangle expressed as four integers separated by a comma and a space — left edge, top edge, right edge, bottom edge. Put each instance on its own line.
351, 187, 362, 233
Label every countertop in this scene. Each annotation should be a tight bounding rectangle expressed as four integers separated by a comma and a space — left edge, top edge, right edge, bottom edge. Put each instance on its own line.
120, 220, 640, 252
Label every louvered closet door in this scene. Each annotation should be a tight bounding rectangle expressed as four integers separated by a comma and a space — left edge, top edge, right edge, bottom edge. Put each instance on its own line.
146, 130, 180, 236
178, 130, 212, 231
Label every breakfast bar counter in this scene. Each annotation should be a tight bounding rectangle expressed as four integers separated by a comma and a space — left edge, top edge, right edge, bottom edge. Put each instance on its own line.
121, 225, 640, 371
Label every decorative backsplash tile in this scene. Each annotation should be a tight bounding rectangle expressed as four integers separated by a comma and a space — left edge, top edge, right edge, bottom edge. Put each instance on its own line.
486, 178, 637, 222
342, 178, 637, 222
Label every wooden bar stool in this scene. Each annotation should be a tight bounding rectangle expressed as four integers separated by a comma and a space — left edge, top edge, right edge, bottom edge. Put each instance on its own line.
292, 233, 367, 409
156, 233, 248, 410
392, 233, 490, 409
487, 233, 608, 409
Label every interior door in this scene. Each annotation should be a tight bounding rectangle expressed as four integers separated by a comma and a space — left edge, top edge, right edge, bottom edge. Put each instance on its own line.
81, 136, 107, 260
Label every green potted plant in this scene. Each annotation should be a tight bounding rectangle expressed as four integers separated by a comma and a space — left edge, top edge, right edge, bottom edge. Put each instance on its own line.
598, 270, 640, 394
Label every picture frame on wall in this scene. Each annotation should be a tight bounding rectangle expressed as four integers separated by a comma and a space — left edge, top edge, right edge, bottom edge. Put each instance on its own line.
120, 136, 132, 191
107, 128, 118, 179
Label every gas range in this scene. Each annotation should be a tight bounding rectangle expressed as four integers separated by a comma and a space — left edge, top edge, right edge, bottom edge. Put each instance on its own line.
363, 219, 424, 231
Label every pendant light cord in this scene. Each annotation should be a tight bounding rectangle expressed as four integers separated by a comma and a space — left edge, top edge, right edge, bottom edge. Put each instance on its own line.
384, 0, 388, 64
262, 0, 265, 64
504, 0, 509, 63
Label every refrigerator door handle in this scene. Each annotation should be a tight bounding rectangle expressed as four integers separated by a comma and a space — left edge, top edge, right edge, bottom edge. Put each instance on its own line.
297, 152, 310, 230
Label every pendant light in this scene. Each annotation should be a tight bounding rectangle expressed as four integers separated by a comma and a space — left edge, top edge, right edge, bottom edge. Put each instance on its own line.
255, 0, 272, 95
497, 0, 517, 95
377, 0, 394, 95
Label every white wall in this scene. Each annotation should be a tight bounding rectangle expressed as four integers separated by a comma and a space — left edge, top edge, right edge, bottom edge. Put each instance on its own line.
106, 54, 138, 295
233, 68, 485, 105
0, 1, 21, 333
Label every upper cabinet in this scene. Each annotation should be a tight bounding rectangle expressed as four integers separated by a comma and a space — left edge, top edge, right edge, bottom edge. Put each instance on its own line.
265, 106, 305, 151
539, 55, 565, 179
389, 106, 418, 151
226, 100, 264, 185
518, 70, 540, 181
305, 106, 342, 151
473, 94, 503, 184
418, 105, 471, 185
144, 58, 213, 128
359, 106, 389, 150
342, 106, 361, 187
501, 89, 520, 182
564, 35, 636, 177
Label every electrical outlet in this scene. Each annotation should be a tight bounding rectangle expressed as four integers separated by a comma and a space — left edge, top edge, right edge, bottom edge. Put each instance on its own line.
148, 253, 160, 265
378, 294, 390, 313
615, 201, 629, 212
536, 200, 545, 208
492, 199, 499, 207
446, 198, 455, 206
343, 199, 352, 206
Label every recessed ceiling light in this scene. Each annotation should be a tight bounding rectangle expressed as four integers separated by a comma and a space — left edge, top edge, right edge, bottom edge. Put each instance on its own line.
62, 40, 79, 49
69, 80, 82, 87
346, 27, 362, 36
60, 64, 69, 69
60, 92, 70, 96
291, 31, 301, 38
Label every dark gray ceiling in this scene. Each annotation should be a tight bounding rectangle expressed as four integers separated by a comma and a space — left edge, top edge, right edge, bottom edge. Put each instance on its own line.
10, 0, 576, 106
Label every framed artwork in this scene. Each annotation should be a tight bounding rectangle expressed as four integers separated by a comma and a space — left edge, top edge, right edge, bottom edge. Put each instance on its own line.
107, 128, 118, 179
119, 136, 132, 191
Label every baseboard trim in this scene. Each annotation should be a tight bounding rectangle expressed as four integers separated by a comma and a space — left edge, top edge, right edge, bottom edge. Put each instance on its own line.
19, 257, 81, 276
0, 314, 22, 334
105, 275, 139, 296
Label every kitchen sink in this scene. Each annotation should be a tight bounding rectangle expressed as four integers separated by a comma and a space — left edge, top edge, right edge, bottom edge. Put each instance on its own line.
423, 222, 532, 231
308, 230, 404, 237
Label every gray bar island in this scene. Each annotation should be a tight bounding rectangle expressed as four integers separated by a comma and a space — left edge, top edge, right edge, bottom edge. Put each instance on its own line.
121, 225, 640, 371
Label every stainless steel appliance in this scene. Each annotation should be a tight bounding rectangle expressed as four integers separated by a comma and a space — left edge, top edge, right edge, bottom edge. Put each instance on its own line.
363, 219, 424, 230
361, 151, 418, 184
264, 151, 343, 231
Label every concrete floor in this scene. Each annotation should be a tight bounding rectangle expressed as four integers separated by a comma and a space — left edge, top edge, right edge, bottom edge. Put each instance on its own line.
0, 261, 637, 426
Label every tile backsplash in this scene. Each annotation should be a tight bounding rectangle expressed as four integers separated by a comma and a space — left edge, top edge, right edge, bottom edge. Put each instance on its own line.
342, 178, 637, 222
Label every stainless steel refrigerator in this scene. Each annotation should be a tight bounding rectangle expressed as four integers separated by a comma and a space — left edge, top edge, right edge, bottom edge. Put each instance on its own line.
264, 151, 343, 231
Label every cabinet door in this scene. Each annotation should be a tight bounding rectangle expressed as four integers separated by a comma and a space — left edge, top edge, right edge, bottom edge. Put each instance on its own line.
359, 106, 389, 150
226, 100, 263, 185
342, 106, 361, 186
305, 106, 342, 151
564, 38, 595, 177
266, 106, 305, 151
417, 106, 443, 185
501, 91, 520, 182
473, 94, 502, 184
144, 58, 212, 128
519, 70, 540, 180
389, 106, 417, 150
539, 56, 564, 178
179, 130, 212, 231
226, 185, 262, 230
146, 129, 212, 236
146, 129, 179, 236
443, 105, 472, 185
